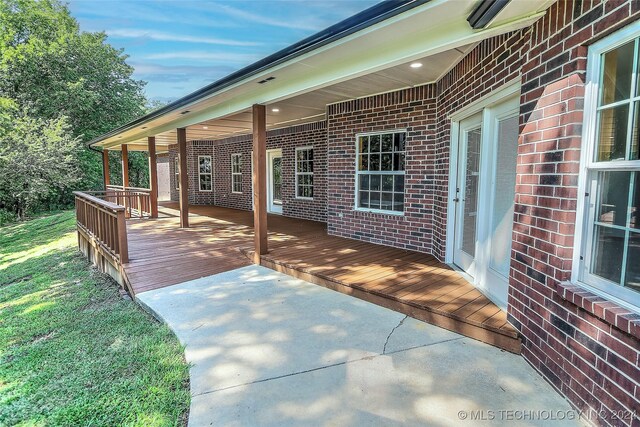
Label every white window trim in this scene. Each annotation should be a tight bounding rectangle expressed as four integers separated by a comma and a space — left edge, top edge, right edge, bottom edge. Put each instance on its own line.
198, 155, 213, 192
231, 153, 243, 194
295, 146, 314, 200
573, 20, 640, 313
174, 157, 180, 190
354, 129, 406, 216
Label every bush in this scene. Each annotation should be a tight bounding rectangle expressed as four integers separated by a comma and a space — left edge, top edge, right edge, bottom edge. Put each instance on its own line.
0, 208, 15, 226
0, 99, 80, 219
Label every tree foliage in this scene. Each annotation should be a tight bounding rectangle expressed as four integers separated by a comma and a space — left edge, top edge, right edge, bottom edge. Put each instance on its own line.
0, 0, 150, 217
0, 98, 79, 219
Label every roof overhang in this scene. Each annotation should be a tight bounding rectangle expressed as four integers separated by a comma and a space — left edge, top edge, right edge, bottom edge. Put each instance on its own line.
92, 0, 553, 151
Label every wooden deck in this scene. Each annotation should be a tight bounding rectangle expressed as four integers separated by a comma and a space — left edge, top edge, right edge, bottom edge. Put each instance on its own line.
123, 203, 521, 353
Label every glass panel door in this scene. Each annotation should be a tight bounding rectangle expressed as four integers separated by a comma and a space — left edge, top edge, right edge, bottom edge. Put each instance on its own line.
451, 94, 519, 310
453, 113, 483, 274
482, 101, 520, 310
272, 156, 282, 205
488, 115, 519, 278
266, 150, 283, 214
461, 128, 481, 256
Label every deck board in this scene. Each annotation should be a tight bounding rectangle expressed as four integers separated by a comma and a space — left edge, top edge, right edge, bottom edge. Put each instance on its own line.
121, 202, 521, 353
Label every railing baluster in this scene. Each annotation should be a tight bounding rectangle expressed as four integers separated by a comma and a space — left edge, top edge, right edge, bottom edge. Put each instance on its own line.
73, 191, 129, 265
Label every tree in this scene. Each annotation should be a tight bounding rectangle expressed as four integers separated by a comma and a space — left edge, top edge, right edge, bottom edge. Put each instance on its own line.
0, 0, 148, 193
0, 98, 79, 219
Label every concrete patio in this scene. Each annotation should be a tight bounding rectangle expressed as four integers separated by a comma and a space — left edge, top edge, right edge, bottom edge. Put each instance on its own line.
137, 265, 580, 427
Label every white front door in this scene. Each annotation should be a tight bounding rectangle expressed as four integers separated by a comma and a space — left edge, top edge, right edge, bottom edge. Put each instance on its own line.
452, 95, 519, 309
267, 149, 283, 214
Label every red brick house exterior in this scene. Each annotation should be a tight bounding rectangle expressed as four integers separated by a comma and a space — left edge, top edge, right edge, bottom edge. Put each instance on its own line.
159, 1, 640, 423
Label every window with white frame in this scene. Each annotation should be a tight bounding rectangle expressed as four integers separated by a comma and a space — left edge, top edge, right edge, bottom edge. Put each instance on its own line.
295, 147, 314, 199
175, 157, 180, 190
231, 154, 242, 193
356, 131, 406, 213
198, 155, 212, 191
582, 27, 640, 307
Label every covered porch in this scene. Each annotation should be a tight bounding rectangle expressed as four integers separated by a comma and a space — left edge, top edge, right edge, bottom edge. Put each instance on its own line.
121, 202, 520, 353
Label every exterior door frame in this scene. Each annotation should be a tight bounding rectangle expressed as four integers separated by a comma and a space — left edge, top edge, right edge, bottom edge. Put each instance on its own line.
445, 80, 520, 309
266, 148, 283, 214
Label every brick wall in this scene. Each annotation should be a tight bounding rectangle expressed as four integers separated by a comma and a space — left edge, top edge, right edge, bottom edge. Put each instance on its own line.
212, 134, 253, 211
266, 122, 327, 222
507, 1, 640, 424
326, 86, 438, 252
325, 31, 528, 256
168, 121, 328, 222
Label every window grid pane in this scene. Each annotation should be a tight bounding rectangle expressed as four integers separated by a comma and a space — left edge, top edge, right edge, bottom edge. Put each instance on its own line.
198, 156, 212, 191
586, 36, 640, 300
591, 170, 639, 288
231, 154, 242, 193
295, 148, 314, 198
356, 131, 406, 212
595, 38, 639, 163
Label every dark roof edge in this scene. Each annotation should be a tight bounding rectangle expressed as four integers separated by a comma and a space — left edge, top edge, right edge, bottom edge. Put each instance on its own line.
467, 0, 510, 29
89, 0, 431, 147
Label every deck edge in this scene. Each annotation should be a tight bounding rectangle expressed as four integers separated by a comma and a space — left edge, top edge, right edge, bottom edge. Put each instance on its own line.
243, 249, 522, 354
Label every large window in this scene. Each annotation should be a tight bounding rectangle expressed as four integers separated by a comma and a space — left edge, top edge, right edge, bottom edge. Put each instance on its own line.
198, 155, 212, 192
295, 147, 313, 199
356, 131, 406, 213
582, 28, 640, 307
231, 154, 242, 193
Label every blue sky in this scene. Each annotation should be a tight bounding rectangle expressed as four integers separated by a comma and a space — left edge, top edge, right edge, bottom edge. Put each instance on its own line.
68, 0, 380, 103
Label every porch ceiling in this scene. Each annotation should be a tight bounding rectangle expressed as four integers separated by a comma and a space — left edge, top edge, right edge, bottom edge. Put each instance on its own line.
109, 44, 474, 151
99, 0, 554, 152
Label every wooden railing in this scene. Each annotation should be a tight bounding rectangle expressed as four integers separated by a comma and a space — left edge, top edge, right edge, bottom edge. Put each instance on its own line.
74, 191, 129, 263
88, 185, 152, 219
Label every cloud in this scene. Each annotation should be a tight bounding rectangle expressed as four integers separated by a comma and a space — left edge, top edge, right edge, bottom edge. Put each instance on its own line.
129, 62, 236, 77
107, 29, 261, 47
68, 1, 239, 29
214, 4, 326, 31
144, 51, 261, 63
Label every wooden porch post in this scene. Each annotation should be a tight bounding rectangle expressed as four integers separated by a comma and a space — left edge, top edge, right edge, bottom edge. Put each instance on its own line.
177, 128, 189, 228
102, 149, 110, 189
121, 144, 130, 188
147, 136, 159, 218
252, 104, 268, 261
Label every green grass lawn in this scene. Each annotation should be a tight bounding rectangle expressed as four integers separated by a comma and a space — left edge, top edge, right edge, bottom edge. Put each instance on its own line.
0, 211, 190, 426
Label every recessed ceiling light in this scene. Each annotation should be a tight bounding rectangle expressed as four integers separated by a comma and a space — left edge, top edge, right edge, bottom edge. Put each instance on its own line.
271, 108, 280, 112
410, 62, 423, 68
203, 126, 209, 130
